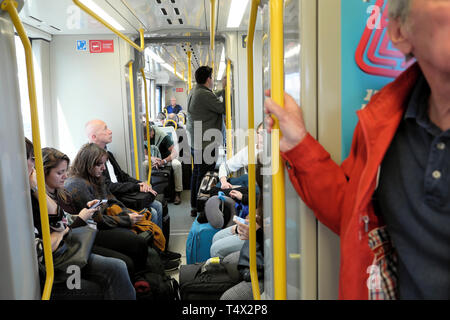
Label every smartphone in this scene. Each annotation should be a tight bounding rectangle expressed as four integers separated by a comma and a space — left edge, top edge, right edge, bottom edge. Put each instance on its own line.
90, 199, 107, 210
233, 215, 248, 225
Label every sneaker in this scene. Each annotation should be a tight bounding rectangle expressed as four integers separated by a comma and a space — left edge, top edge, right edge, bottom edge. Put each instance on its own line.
163, 259, 180, 272
161, 250, 182, 262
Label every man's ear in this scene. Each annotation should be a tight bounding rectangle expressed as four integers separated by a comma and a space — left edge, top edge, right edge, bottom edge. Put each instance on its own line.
388, 18, 413, 56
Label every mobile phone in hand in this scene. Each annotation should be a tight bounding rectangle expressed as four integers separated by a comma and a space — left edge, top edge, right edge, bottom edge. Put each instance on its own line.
233, 215, 248, 225
90, 199, 107, 210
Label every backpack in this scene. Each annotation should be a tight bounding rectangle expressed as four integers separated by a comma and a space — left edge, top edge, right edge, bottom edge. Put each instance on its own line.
196, 171, 219, 212
135, 271, 180, 301
179, 259, 241, 300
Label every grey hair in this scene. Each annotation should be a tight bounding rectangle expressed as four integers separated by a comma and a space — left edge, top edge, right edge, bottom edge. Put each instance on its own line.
388, 0, 412, 23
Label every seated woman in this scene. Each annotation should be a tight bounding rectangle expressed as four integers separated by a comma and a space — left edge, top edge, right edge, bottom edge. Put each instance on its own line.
41, 146, 149, 279
209, 188, 249, 259
64, 143, 179, 271
220, 156, 265, 300
25, 138, 135, 300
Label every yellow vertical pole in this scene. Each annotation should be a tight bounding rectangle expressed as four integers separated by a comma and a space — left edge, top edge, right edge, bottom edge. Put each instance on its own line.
128, 61, 140, 180
1, 0, 54, 300
270, 0, 287, 300
247, 0, 261, 300
225, 59, 232, 160
187, 51, 192, 92
140, 69, 151, 185
210, 0, 216, 78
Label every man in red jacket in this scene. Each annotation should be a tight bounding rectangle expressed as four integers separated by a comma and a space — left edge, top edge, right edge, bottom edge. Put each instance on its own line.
264, 0, 450, 299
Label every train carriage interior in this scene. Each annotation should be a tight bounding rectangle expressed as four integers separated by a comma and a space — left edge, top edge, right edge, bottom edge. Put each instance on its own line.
2, 0, 442, 302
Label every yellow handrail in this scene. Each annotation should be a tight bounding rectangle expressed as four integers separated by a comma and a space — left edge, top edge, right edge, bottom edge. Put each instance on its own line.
72, 0, 145, 52
1, 0, 54, 300
128, 61, 140, 180
140, 68, 151, 185
187, 51, 192, 92
210, 0, 216, 74
270, 0, 287, 300
164, 119, 178, 130
246, 0, 261, 300
225, 59, 232, 160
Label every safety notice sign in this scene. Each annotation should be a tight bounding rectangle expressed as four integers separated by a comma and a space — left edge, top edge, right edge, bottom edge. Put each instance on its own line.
89, 40, 114, 53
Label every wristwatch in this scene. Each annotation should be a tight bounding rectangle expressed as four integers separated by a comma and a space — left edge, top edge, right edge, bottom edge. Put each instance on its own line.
163, 159, 167, 165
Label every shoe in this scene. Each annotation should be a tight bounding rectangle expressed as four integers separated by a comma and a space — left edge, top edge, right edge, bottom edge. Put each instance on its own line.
174, 192, 181, 205
191, 208, 197, 217
161, 250, 181, 262
163, 259, 180, 272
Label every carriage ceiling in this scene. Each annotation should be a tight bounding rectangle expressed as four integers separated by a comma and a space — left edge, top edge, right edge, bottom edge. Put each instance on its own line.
18, 0, 261, 84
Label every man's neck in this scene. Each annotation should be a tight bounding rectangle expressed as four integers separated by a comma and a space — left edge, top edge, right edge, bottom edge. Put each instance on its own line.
421, 63, 450, 131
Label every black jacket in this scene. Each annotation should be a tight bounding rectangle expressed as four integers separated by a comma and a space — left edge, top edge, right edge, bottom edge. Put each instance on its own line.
104, 151, 141, 196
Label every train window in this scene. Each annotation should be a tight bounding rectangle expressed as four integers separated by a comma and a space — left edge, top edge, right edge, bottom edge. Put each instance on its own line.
15, 35, 32, 140
156, 85, 162, 114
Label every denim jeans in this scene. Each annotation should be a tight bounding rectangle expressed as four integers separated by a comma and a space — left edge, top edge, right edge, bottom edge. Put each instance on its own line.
149, 200, 163, 229
210, 226, 245, 259
83, 253, 136, 300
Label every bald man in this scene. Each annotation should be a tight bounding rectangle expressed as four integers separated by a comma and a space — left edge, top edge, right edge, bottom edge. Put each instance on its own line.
85, 120, 162, 225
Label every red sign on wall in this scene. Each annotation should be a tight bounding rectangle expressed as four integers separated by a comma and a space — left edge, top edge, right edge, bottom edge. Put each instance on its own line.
176, 88, 184, 93
89, 40, 114, 53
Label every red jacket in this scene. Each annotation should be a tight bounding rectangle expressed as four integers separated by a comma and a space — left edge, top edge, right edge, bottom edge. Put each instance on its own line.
281, 63, 421, 299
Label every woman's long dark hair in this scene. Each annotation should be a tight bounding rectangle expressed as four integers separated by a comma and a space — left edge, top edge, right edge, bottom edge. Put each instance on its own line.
68, 143, 108, 197
42, 147, 71, 202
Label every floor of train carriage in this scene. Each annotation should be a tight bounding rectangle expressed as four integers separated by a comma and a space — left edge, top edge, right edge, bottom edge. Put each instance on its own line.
165, 190, 194, 282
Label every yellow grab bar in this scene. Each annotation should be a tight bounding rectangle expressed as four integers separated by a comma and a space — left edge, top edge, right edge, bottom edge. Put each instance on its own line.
1, 0, 54, 300
72, 0, 145, 52
140, 68, 151, 185
246, 0, 261, 301
225, 59, 232, 160
210, 0, 216, 72
128, 61, 140, 180
187, 51, 192, 92
270, 0, 287, 300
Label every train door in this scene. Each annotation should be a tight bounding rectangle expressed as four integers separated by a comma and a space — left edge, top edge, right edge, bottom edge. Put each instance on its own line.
260, 0, 341, 299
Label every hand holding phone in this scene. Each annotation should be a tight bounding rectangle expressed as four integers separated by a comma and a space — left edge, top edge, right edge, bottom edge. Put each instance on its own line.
90, 199, 107, 210
233, 215, 248, 225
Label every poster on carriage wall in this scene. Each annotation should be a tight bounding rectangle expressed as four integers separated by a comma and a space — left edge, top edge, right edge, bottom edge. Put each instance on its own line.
341, 0, 414, 158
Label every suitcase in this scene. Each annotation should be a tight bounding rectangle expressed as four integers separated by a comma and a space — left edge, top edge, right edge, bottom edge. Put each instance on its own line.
151, 167, 175, 202
185, 218, 220, 264
179, 260, 241, 300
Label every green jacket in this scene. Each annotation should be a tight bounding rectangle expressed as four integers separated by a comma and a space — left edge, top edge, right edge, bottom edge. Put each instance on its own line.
186, 84, 225, 150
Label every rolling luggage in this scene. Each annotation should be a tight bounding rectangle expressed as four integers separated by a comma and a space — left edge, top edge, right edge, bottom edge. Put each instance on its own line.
179, 258, 241, 300
151, 167, 175, 202
185, 217, 220, 264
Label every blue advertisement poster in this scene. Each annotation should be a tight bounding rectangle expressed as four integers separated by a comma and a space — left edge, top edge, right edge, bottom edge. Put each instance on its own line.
341, 0, 413, 158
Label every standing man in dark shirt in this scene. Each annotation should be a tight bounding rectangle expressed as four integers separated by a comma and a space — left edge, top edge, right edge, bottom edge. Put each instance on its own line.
186, 66, 226, 217
264, 0, 450, 299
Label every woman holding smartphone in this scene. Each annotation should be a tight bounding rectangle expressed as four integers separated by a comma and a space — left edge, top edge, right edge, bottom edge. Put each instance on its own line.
38, 146, 149, 281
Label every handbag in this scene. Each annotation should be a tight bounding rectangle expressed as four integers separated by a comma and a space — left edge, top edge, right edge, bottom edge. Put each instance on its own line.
52, 226, 98, 277
117, 191, 156, 211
